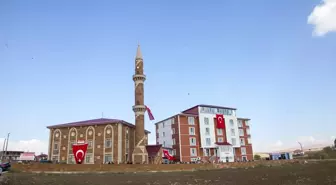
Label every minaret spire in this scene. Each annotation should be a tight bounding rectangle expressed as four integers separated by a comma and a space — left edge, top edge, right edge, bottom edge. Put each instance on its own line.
136, 44, 143, 59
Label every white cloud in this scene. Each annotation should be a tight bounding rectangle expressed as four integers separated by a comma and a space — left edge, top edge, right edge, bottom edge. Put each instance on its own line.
308, 0, 336, 36
0, 138, 48, 155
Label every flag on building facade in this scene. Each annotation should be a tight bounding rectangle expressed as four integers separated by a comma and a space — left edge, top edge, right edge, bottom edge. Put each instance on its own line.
216, 114, 225, 129
145, 106, 155, 120
72, 142, 88, 164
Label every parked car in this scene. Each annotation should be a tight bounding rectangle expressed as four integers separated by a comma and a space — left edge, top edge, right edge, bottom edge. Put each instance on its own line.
0, 162, 11, 175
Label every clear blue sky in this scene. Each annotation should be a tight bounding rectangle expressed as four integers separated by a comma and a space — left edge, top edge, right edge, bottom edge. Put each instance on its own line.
1, 0, 335, 153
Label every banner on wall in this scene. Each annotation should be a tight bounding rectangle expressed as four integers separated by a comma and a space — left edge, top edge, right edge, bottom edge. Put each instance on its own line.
72, 140, 88, 164
216, 114, 225, 129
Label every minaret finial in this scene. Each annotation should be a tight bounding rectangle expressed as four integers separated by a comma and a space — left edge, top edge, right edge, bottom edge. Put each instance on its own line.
136, 44, 142, 59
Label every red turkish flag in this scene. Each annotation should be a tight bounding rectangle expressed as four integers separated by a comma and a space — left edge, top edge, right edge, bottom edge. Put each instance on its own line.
216, 114, 225, 129
72, 143, 88, 164
163, 150, 175, 161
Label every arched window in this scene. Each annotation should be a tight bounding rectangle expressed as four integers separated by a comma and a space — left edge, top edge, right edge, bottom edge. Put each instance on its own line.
52, 129, 61, 162
67, 128, 77, 164
85, 126, 95, 164
104, 125, 114, 164
229, 119, 234, 126
125, 128, 129, 162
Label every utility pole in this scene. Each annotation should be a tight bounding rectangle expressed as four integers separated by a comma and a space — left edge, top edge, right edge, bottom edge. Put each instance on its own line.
298, 141, 303, 155
4, 133, 10, 161
1, 138, 6, 161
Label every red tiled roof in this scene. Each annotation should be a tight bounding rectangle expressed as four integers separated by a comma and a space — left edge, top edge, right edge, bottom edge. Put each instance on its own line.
47, 118, 150, 133
146, 144, 162, 157
215, 142, 232, 146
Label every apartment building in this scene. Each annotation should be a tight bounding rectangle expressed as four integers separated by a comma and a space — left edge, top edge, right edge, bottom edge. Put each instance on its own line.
155, 104, 253, 163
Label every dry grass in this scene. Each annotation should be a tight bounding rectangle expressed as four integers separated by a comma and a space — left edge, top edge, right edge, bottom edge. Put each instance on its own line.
2, 160, 336, 185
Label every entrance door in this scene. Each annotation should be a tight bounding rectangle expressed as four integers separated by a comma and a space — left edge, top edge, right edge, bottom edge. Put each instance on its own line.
242, 156, 247, 162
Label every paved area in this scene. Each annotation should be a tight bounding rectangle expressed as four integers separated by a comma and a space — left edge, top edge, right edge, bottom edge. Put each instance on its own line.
2, 161, 336, 185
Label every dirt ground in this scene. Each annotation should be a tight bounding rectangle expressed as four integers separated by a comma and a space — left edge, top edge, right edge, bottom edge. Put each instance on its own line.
1, 161, 336, 185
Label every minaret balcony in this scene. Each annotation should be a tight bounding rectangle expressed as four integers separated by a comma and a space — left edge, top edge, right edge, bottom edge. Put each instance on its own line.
133, 74, 146, 82
133, 105, 146, 113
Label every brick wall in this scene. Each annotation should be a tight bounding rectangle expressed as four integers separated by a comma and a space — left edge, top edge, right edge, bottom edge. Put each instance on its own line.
49, 123, 147, 164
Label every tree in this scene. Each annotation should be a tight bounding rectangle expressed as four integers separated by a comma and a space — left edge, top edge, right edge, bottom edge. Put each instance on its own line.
254, 154, 261, 160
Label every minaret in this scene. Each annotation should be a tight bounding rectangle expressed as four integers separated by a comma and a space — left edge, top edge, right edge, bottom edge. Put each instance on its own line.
132, 45, 148, 164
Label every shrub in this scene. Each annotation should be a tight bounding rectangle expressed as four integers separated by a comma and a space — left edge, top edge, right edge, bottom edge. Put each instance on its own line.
254, 155, 261, 160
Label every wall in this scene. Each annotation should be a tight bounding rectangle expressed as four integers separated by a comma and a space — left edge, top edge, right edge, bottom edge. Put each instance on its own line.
49, 123, 145, 164
156, 118, 174, 148
198, 107, 240, 149
178, 114, 201, 162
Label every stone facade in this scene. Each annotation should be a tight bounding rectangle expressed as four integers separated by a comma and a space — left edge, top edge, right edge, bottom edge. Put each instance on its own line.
48, 122, 148, 164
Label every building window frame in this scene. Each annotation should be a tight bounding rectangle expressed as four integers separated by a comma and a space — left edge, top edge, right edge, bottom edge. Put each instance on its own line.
190, 148, 197, 156
189, 137, 197, 146
189, 127, 195, 135
188, 117, 195, 125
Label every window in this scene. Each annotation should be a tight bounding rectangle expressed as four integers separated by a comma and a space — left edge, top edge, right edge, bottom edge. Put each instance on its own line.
218, 137, 224, 142
204, 117, 209, 125
190, 148, 197, 156
173, 149, 176, 156
190, 137, 196, 146
189, 127, 195, 135
85, 154, 93, 164
241, 147, 247, 155
246, 128, 251, 135
247, 137, 252, 144
54, 142, 59, 150
206, 138, 211, 146
163, 141, 166, 147
172, 128, 175, 134
104, 154, 112, 163
162, 132, 165, 137
171, 118, 175, 124
88, 140, 93, 149
231, 128, 235, 136
231, 138, 236, 145
240, 138, 245, 146
238, 120, 243, 127
245, 120, 249, 126
162, 122, 165, 128
239, 129, 244, 136
221, 146, 230, 152
230, 119, 234, 127
188, 117, 195, 125
217, 129, 223, 135
105, 139, 112, 148
205, 128, 210, 135
68, 154, 75, 164
173, 138, 176, 145
203, 148, 210, 156
126, 129, 129, 156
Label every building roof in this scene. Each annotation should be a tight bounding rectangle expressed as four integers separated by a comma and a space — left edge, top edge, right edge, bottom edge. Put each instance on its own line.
153, 104, 242, 125
237, 117, 251, 120
146, 144, 162, 157
215, 141, 232, 146
182, 104, 237, 114
47, 118, 151, 134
